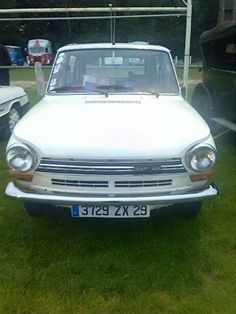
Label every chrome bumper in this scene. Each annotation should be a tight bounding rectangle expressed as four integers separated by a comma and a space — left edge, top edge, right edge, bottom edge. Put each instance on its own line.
5, 181, 218, 205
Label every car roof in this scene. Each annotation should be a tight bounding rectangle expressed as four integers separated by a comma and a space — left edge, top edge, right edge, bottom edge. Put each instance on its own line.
58, 42, 170, 53
200, 20, 236, 45
28, 39, 50, 42
5, 45, 21, 49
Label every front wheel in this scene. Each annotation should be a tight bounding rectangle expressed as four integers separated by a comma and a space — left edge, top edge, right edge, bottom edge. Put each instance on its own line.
3, 106, 21, 138
191, 89, 218, 133
24, 202, 56, 217
172, 201, 202, 217
191, 89, 213, 119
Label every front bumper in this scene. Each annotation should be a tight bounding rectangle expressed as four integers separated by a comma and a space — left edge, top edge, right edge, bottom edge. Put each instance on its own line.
5, 181, 218, 206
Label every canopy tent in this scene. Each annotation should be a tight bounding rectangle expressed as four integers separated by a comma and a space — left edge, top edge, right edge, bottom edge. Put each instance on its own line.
200, 20, 236, 44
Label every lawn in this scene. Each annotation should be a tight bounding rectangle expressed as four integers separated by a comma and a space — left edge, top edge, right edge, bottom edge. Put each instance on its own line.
10, 67, 51, 82
0, 68, 235, 313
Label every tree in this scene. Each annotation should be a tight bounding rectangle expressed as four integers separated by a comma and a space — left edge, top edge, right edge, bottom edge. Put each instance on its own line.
0, 0, 219, 59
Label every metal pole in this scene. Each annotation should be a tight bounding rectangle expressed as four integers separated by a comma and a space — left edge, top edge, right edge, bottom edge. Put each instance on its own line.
183, 0, 192, 101
113, 9, 116, 43
0, 14, 186, 22
109, 4, 113, 43
0, 7, 187, 14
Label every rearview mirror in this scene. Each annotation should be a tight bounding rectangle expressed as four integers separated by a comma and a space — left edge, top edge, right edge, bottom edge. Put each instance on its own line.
104, 57, 123, 65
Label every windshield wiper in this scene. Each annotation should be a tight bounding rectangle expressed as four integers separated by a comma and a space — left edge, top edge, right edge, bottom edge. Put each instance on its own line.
138, 91, 159, 97
95, 84, 134, 92
84, 85, 109, 96
84, 84, 134, 97
49, 86, 85, 93
49, 86, 70, 93
49, 85, 159, 97
49, 85, 108, 96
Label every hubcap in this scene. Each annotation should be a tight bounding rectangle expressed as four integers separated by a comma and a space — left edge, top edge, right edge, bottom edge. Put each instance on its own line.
9, 108, 20, 132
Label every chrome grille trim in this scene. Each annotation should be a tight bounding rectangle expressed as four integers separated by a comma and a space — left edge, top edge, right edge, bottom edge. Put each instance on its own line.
52, 179, 109, 188
115, 179, 172, 188
36, 158, 186, 175
51, 179, 172, 189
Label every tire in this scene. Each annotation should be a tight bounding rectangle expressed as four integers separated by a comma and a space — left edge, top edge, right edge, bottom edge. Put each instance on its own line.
191, 88, 213, 120
3, 106, 21, 138
191, 87, 217, 133
24, 202, 56, 217
172, 201, 202, 217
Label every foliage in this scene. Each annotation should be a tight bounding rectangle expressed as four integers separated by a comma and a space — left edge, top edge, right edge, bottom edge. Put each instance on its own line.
0, 0, 219, 59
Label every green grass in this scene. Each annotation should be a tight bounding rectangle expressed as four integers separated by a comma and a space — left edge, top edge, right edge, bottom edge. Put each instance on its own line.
0, 69, 235, 313
10, 67, 51, 82
25, 87, 40, 107
176, 66, 203, 82
9, 67, 51, 106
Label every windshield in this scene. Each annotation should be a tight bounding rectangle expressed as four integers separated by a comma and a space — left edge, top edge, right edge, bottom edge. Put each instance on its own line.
28, 47, 46, 54
7, 47, 15, 54
48, 48, 179, 95
7, 47, 21, 54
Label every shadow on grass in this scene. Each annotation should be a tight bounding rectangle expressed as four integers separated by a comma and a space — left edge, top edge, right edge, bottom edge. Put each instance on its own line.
2, 203, 202, 298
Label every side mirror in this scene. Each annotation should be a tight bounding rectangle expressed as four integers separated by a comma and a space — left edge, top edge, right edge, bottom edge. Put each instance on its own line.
34, 62, 45, 99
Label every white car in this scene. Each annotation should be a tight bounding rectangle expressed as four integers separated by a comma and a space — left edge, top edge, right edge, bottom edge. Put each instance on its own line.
5, 43, 218, 218
0, 86, 29, 137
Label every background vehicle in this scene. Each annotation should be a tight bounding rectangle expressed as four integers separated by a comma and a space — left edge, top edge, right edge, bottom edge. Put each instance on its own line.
191, 0, 236, 132
27, 39, 53, 66
0, 86, 29, 137
5, 45, 24, 66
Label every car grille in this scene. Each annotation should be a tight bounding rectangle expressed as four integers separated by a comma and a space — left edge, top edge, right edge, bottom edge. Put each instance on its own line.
52, 179, 109, 188
51, 179, 172, 188
36, 158, 187, 175
114, 179, 172, 188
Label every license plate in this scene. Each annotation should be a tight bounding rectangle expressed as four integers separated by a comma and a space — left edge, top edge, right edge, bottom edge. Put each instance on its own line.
71, 205, 150, 218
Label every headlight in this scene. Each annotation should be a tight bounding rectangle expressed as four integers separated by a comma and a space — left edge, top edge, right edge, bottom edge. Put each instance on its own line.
186, 144, 216, 172
6, 143, 37, 172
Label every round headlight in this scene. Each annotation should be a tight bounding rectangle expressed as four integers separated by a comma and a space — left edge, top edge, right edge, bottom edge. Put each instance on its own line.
186, 145, 216, 172
6, 144, 37, 172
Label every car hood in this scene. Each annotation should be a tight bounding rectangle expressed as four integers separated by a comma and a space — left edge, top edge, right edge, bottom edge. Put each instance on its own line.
13, 94, 211, 158
0, 86, 26, 102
